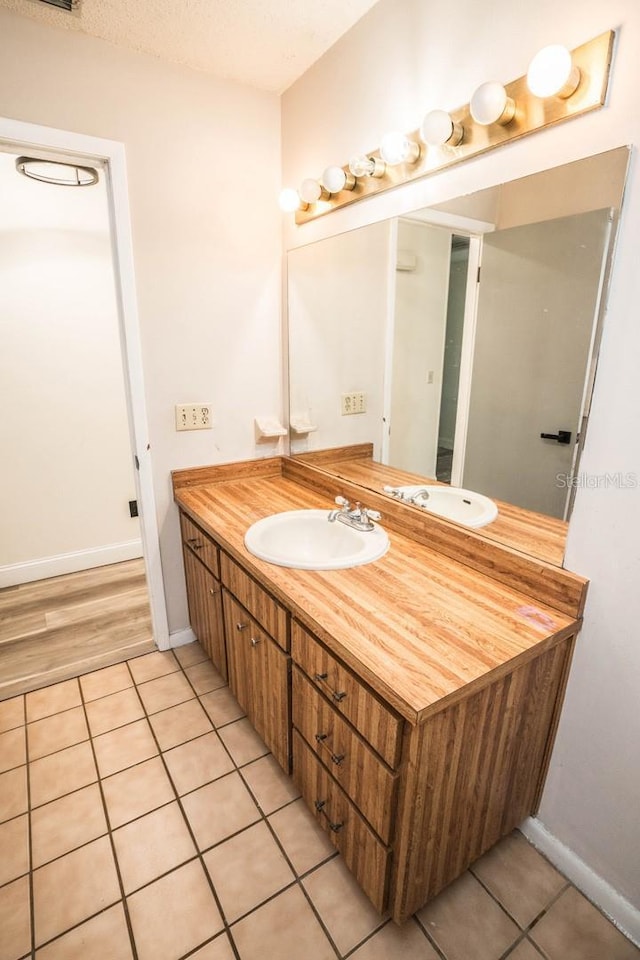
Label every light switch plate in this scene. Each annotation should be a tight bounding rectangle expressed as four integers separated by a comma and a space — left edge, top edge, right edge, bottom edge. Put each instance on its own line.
175, 404, 212, 431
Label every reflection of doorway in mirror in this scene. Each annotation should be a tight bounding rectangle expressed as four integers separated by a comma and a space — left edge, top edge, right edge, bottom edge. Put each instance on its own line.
437, 236, 470, 482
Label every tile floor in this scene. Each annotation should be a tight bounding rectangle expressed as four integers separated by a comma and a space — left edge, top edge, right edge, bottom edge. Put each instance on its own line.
0, 641, 637, 960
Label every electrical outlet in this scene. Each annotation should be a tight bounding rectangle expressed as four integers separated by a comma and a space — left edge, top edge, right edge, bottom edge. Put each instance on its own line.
175, 404, 213, 431
341, 392, 366, 415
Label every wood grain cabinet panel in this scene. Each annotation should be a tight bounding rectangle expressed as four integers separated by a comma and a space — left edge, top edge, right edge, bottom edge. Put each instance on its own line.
220, 553, 289, 650
293, 731, 390, 913
180, 512, 220, 578
223, 590, 290, 773
182, 544, 227, 680
292, 621, 403, 768
293, 667, 398, 843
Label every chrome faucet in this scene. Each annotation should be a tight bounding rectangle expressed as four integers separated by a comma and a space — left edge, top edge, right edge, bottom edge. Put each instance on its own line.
328, 496, 381, 531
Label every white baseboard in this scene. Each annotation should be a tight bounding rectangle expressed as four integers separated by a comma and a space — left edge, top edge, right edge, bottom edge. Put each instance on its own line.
0, 540, 143, 588
168, 627, 196, 649
521, 817, 640, 947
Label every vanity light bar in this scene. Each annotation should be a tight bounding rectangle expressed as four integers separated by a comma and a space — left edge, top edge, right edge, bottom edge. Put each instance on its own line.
290, 30, 614, 225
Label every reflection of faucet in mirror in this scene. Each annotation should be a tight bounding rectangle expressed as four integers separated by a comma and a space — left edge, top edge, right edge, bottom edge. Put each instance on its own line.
287, 147, 630, 565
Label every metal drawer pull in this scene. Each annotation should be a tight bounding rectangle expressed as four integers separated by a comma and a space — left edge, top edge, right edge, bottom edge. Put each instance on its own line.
315, 733, 345, 766
251, 637, 262, 647
314, 799, 344, 832
313, 672, 347, 703
236, 622, 248, 632
187, 538, 203, 550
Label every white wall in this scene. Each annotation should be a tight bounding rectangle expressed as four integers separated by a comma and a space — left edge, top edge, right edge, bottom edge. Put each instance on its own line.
282, 0, 640, 919
0, 152, 140, 582
0, 8, 282, 629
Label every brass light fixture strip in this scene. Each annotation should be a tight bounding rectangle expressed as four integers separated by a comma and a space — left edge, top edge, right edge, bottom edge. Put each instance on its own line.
295, 30, 614, 225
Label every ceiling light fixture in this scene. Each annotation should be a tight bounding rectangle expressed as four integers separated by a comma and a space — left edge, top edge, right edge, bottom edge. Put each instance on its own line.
527, 44, 581, 98
420, 110, 464, 147
470, 81, 516, 126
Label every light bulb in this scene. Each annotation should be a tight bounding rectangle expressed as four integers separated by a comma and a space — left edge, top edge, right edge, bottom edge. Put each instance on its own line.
470, 81, 516, 126
420, 110, 464, 147
299, 179, 321, 203
348, 155, 386, 178
321, 165, 356, 194
278, 188, 306, 213
527, 45, 581, 98
379, 131, 421, 165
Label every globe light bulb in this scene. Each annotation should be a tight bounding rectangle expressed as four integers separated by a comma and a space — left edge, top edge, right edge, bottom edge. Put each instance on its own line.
470, 81, 516, 126
299, 178, 324, 204
527, 45, 581, 99
278, 188, 304, 213
379, 131, 421, 165
420, 110, 464, 147
321, 165, 356, 194
348, 155, 386, 178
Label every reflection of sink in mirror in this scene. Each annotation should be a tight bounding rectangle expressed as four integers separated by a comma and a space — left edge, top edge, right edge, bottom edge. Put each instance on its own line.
244, 509, 389, 570
385, 484, 497, 528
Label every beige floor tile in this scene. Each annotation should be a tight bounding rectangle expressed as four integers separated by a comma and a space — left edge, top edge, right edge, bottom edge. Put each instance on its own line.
93, 718, 158, 778
0, 766, 27, 823
231, 883, 335, 960
163, 732, 234, 796
182, 771, 260, 850
0, 695, 24, 733
530, 886, 640, 960
27, 707, 88, 760
29, 741, 97, 807
472, 831, 567, 927
113, 801, 196, 894
269, 798, 335, 875
505, 939, 546, 959
203, 820, 294, 922
240, 754, 300, 814
35, 902, 133, 960
303, 855, 386, 955
33, 835, 121, 946
0, 814, 29, 886
200, 687, 245, 727
350, 918, 441, 960
128, 650, 179, 685
417, 871, 520, 960
0, 875, 31, 960
0, 727, 26, 773
102, 755, 176, 828
189, 933, 236, 959
136, 671, 195, 715
85, 687, 145, 736
217, 717, 269, 766
149, 698, 213, 751
31, 783, 107, 867
79, 661, 134, 702
26, 679, 81, 722
173, 641, 208, 669
185, 660, 226, 695
127, 859, 223, 960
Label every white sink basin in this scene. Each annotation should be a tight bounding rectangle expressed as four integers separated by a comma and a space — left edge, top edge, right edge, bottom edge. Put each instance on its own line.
384, 484, 497, 528
244, 509, 389, 570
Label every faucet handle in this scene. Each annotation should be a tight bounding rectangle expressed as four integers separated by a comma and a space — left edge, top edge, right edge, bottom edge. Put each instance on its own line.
362, 507, 381, 523
334, 496, 350, 509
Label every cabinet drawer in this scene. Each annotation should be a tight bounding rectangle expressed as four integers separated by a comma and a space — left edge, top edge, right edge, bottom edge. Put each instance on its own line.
293, 731, 390, 914
292, 621, 403, 769
180, 512, 219, 578
220, 553, 288, 650
293, 667, 397, 843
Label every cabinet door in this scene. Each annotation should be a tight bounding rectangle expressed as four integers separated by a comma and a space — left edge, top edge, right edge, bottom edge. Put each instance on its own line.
183, 547, 227, 680
224, 590, 290, 773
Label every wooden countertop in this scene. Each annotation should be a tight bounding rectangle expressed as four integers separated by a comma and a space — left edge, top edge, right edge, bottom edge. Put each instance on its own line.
175, 468, 579, 726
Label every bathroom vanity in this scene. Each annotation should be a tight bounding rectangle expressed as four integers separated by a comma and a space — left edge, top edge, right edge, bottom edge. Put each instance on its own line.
172, 455, 587, 923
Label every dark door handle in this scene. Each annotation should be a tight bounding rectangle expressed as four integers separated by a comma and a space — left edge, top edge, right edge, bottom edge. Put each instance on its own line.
540, 430, 572, 444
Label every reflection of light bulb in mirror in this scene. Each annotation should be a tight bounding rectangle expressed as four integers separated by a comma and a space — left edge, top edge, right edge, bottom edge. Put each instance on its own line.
420, 110, 464, 147
299, 178, 327, 204
278, 188, 306, 213
470, 81, 515, 126
348, 155, 386, 178
321, 165, 356, 193
527, 45, 581, 98
379, 131, 421, 165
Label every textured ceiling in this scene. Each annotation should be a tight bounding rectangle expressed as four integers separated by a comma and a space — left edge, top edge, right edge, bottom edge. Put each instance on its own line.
0, 0, 379, 93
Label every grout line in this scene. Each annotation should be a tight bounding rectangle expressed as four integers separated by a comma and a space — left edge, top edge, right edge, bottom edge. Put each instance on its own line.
414, 912, 449, 960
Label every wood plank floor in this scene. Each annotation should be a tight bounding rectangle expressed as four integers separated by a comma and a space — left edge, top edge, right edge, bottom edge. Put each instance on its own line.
0, 559, 154, 700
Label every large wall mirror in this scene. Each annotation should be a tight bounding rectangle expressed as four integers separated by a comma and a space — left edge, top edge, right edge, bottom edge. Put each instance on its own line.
287, 147, 630, 566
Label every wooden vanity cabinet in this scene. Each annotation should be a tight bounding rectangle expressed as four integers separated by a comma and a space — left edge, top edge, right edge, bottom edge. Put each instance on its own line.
180, 513, 227, 679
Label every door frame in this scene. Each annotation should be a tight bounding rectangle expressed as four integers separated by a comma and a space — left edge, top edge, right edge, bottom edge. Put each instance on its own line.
0, 115, 170, 649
